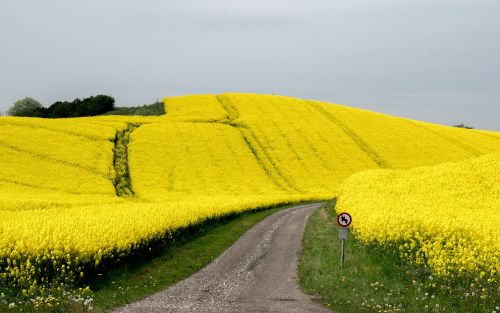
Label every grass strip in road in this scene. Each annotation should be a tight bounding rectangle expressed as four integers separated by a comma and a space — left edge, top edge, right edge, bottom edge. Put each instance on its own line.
299, 201, 494, 313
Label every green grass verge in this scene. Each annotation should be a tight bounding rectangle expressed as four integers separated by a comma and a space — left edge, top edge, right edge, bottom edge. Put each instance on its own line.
88, 203, 299, 312
299, 201, 497, 313
1, 203, 300, 313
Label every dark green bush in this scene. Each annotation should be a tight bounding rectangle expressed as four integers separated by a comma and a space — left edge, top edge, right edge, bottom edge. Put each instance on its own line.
44, 95, 115, 118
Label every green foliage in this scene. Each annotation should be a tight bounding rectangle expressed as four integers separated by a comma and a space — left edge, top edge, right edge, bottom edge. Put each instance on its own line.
453, 123, 474, 129
103, 101, 165, 116
7, 97, 44, 117
0, 286, 93, 312
43, 95, 115, 118
6, 97, 163, 118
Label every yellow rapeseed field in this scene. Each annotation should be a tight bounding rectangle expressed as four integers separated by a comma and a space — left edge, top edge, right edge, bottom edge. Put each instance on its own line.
337, 154, 500, 286
128, 122, 286, 200
309, 100, 500, 168
0, 93, 499, 298
164, 94, 228, 122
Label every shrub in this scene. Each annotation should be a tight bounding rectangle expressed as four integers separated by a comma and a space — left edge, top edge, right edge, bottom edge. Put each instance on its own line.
104, 101, 165, 116
46, 95, 115, 118
7, 97, 44, 117
453, 123, 474, 129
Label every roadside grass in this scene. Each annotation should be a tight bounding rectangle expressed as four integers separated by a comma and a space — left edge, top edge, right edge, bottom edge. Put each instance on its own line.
87, 203, 302, 312
299, 201, 496, 313
1, 203, 303, 313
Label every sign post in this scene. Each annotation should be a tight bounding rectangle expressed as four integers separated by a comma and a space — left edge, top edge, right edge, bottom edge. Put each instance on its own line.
336, 212, 352, 268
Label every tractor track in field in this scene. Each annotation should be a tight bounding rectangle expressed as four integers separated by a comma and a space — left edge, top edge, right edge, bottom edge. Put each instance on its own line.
216, 95, 301, 193
112, 123, 140, 196
113, 202, 331, 313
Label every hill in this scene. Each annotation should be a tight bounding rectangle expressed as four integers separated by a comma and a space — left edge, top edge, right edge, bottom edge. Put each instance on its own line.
1, 93, 499, 301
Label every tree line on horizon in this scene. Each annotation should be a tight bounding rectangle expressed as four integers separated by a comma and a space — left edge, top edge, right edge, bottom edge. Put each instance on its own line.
2, 96, 474, 128
6, 95, 115, 118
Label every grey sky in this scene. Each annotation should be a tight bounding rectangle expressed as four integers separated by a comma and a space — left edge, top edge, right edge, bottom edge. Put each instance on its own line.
1, 0, 499, 130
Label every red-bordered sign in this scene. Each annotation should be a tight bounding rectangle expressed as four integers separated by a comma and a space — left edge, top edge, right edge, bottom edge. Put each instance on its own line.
337, 212, 352, 228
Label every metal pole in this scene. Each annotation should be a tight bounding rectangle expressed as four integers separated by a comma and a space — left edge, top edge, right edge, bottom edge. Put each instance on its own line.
340, 238, 345, 268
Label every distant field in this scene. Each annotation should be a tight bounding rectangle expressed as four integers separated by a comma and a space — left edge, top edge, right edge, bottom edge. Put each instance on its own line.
0, 93, 499, 310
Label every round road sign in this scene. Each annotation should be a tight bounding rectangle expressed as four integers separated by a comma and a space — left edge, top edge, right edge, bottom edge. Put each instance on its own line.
337, 212, 352, 228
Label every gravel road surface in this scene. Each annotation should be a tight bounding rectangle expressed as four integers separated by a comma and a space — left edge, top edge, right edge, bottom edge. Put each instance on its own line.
113, 202, 330, 313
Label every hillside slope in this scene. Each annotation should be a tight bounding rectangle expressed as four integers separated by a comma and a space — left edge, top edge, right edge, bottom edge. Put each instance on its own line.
156, 93, 500, 196
1, 93, 499, 295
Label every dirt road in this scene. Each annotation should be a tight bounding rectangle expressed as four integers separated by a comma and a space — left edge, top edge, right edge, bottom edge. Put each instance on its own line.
113, 202, 330, 313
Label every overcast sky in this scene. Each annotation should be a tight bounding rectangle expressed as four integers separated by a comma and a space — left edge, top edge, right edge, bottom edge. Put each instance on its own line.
1, 0, 499, 130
